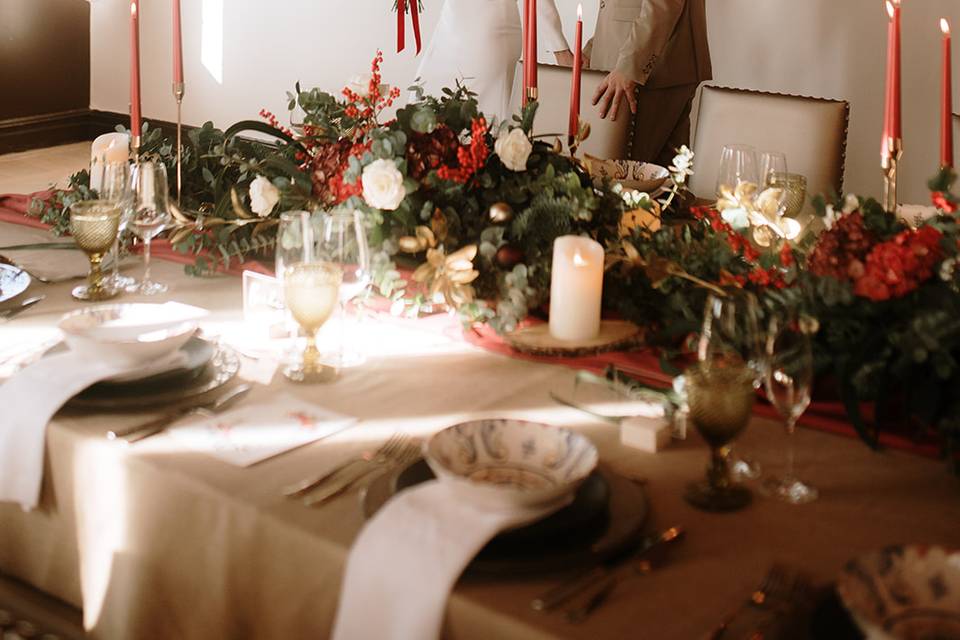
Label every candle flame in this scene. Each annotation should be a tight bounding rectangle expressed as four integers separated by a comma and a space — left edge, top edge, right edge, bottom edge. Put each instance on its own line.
885, 1, 894, 19
572, 251, 588, 267
577, 3, 583, 19
130, 1, 137, 16
942, 18, 951, 35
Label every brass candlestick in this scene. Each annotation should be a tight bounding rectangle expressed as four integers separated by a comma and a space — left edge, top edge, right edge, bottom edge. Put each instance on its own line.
881, 137, 903, 213
131, 134, 142, 164
526, 87, 539, 105
173, 81, 185, 205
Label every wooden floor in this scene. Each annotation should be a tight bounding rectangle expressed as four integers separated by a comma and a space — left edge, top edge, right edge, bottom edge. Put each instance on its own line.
0, 142, 91, 195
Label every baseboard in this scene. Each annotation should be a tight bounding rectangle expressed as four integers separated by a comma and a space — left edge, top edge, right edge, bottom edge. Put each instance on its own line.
0, 109, 191, 155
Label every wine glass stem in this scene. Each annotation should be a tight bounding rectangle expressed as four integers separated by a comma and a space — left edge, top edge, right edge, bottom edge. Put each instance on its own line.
304, 332, 320, 373
143, 237, 152, 284
111, 237, 121, 280
784, 416, 798, 482
89, 254, 103, 292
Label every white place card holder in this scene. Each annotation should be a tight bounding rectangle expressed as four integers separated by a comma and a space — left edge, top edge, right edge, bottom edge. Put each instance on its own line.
242, 270, 286, 339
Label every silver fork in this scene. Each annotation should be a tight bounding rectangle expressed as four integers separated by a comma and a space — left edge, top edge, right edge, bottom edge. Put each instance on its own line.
710, 565, 791, 639
302, 439, 420, 507
283, 434, 407, 498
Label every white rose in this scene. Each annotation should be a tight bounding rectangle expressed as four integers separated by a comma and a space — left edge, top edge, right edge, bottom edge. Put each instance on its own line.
495, 128, 532, 172
249, 175, 280, 218
842, 193, 860, 214
361, 159, 406, 211
347, 73, 374, 98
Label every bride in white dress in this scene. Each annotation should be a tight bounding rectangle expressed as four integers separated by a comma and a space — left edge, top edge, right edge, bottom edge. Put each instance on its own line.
413, 0, 570, 122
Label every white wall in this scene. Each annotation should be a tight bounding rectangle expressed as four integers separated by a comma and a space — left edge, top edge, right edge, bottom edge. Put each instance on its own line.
90, 0, 959, 204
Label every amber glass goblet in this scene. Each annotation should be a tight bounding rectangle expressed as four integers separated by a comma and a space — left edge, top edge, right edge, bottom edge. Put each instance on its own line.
283, 262, 342, 384
684, 362, 756, 512
69, 200, 123, 301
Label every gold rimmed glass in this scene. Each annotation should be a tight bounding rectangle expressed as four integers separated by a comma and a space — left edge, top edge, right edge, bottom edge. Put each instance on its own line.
69, 200, 123, 301
684, 362, 756, 512
283, 262, 342, 384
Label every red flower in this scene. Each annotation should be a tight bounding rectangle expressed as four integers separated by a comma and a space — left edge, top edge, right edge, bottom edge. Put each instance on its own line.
437, 118, 489, 184
932, 191, 958, 213
851, 226, 943, 301
853, 274, 891, 301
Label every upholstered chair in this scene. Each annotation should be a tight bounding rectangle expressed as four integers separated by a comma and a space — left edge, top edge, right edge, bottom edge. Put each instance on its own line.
688, 86, 850, 215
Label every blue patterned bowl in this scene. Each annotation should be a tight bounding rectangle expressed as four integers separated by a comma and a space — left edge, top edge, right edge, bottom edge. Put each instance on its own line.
424, 419, 599, 509
837, 545, 960, 640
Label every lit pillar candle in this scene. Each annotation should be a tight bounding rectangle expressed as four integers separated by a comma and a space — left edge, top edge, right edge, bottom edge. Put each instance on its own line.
568, 4, 583, 145
942, 19, 954, 169
173, 0, 184, 86
89, 133, 131, 191
549, 236, 604, 341
130, 0, 142, 139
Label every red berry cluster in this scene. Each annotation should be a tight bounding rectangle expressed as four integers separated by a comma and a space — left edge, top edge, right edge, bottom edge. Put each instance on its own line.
437, 118, 489, 184
932, 191, 958, 213
258, 109, 295, 139
341, 50, 401, 134
852, 226, 943, 301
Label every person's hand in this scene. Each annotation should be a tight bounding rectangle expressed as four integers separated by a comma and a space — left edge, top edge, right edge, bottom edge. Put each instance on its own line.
554, 49, 575, 66
592, 70, 637, 121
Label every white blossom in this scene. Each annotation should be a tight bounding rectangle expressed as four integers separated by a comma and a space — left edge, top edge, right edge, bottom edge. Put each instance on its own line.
361, 159, 406, 211
248, 175, 280, 218
494, 128, 533, 172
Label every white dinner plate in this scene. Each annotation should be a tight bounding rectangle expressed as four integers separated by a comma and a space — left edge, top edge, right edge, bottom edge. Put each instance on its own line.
0, 263, 30, 304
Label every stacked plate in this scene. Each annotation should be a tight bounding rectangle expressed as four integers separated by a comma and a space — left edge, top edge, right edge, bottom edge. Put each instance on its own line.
54, 303, 239, 410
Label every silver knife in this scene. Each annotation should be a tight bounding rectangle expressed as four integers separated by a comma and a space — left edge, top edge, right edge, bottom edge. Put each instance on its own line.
531, 526, 684, 612
0, 296, 46, 321
110, 384, 253, 444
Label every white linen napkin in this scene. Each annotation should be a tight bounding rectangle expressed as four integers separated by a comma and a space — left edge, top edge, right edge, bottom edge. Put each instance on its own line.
332, 481, 565, 640
0, 352, 142, 510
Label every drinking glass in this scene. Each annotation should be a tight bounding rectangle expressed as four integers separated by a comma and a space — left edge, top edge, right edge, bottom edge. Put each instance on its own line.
698, 291, 764, 480
768, 172, 808, 218
762, 315, 818, 504
759, 151, 788, 187
684, 362, 756, 512
69, 200, 123, 301
283, 262, 343, 384
127, 162, 172, 295
716, 144, 759, 198
317, 209, 370, 367
96, 161, 135, 290
275, 210, 323, 282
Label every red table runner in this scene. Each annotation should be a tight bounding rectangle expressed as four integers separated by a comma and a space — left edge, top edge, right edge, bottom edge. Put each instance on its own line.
1, 191, 943, 460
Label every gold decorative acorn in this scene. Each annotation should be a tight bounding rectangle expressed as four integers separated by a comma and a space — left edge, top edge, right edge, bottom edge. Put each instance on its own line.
489, 202, 514, 225
412, 244, 480, 308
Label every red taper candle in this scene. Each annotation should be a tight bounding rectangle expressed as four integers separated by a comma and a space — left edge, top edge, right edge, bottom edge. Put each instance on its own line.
528, 0, 538, 93
942, 19, 954, 168
892, 0, 902, 140
130, 0, 141, 138
173, 0, 184, 86
568, 4, 583, 143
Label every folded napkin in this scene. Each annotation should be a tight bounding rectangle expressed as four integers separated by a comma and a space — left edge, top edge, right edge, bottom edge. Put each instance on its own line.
332, 481, 564, 640
0, 352, 143, 510
165, 394, 355, 466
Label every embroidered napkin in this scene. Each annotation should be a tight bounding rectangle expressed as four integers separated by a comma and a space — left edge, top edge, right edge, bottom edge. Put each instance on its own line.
0, 352, 142, 510
165, 394, 355, 466
332, 481, 566, 640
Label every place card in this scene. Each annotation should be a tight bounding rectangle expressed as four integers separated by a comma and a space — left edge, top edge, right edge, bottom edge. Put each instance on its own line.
166, 394, 356, 467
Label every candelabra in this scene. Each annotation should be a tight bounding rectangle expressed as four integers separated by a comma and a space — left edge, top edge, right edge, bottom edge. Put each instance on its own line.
173, 81, 185, 205
881, 137, 903, 213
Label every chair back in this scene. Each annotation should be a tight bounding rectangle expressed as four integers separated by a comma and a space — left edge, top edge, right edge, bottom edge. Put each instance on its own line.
509, 62, 633, 160
689, 85, 850, 207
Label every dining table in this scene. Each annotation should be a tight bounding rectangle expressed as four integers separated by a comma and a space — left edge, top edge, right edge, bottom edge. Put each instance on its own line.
1, 218, 959, 640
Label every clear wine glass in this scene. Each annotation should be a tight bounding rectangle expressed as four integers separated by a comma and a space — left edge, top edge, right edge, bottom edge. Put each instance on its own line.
283, 262, 342, 384
96, 161, 135, 290
317, 209, 370, 368
127, 161, 172, 295
275, 210, 323, 284
762, 314, 818, 504
759, 151, 788, 188
698, 291, 764, 481
716, 144, 759, 199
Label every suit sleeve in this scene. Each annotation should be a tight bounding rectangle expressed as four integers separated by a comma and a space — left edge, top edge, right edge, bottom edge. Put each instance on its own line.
538, 0, 570, 53
616, 0, 686, 84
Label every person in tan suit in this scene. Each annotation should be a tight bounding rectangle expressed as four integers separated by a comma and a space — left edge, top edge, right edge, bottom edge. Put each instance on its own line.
585, 0, 711, 166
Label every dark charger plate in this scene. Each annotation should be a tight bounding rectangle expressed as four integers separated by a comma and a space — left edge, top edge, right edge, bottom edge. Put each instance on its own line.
363, 459, 649, 575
